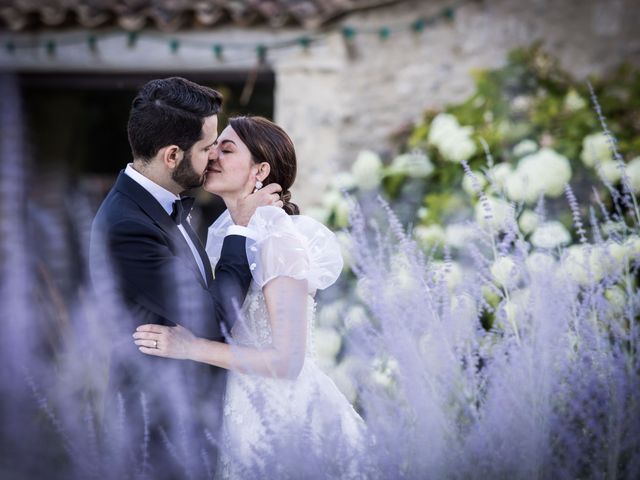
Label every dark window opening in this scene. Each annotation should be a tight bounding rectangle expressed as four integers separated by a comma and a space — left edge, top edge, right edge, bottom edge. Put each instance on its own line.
20, 70, 275, 236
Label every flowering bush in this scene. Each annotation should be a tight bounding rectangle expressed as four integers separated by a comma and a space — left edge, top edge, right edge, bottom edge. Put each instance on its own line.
312, 48, 640, 478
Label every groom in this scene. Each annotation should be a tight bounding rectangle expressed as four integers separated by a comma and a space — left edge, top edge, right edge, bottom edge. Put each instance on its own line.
89, 77, 281, 476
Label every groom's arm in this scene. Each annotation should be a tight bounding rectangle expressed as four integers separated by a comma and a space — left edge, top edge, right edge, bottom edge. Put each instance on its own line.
104, 218, 245, 340
211, 233, 253, 334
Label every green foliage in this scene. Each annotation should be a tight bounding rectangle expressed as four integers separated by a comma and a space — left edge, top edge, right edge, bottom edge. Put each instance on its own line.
321, 45, 640, 237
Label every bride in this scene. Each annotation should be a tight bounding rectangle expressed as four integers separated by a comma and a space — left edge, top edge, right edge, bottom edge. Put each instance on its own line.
133, 116, 372, 479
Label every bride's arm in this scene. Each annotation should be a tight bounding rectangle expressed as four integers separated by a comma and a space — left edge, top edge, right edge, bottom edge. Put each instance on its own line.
134, 276, 309, 379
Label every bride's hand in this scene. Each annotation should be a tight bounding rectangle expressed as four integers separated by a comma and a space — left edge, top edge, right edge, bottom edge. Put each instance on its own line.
228, 180, 283, 226
133, 324, 196, 360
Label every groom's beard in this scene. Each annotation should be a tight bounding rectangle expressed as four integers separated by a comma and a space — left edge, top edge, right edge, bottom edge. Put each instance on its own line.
173, 149, 205, 191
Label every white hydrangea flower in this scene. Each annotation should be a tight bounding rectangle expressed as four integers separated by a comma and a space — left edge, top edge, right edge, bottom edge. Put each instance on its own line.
334, 231, 353, 271
449, 294, 479, 340
624, 235, 640, 259
355, 278, 370, 303
531, 221, 571, 249
580, 132, 613, 167
462, 170, 487, 196
604, 286, 626, 317
344, 305, 369, 330
491, 256, 520, 288
562, 244, 607, 285
314, 327, 342, 366
333, 196, 351, 228
606, 241, 627, 263
519, 210, 540, 234
511, 95, 532, 112
351, 150, 383, 190
504, 171, 527, 202
438, 129, 477, 163
564, 89, 587, 111
388, 151, 434, 178
475, 196, 513, 230
503, 288, 530, 324
602, 221, 627, 237
451, 293, 477, 318
626, 156, 640, 193
428, 113, 477, 163
329, 357, 359, 403
414, 224, 446, 248
370, 356, 399, 389
317, 300, 345, 327
305, 206, 330, 224
487, 163, 513, 191
321, 189, 343, 209
599, 241, 633, 276
525, 251, 556, 275
431, 260, 464, 291
481, 284, 501, 306
597, 160, 622, 184
445, 222, 477, 249
427, 113, 459, 146
506, 148, 572, 203
330, 172, 356, 191
387, 253, 416, 295
513, 139, 538, 158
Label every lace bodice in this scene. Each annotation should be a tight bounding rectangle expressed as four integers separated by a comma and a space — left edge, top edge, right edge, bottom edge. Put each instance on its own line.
231, 283, 317, 355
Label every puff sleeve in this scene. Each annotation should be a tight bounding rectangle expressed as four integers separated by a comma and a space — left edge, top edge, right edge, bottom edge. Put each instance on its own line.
206, 207, 343, 294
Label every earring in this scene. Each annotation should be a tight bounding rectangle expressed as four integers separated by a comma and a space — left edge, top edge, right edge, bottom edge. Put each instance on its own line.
255, 180, 263, 191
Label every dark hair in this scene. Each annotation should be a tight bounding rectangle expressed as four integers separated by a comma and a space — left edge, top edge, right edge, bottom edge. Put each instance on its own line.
127, 77, 223, 162
229, 116, 299, 215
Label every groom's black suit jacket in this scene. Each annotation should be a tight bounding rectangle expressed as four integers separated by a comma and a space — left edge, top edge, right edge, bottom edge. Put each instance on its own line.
89, 172, 251, 461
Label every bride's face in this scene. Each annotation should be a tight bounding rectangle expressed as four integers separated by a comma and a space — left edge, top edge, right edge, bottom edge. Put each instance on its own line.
204, 126, 258, 197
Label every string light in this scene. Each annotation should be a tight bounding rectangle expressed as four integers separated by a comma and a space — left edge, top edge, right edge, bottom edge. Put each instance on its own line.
443, 7, 456, 20
341, 26, 357, 40
127, 31, 138, 48
412, 18, 426, 33
256, 44, 267, 63
0, 1, 463, 63
298, 36, 311, 50
45, 40, 56, 56
87, 34, 97, 52
213, 44, 223, 60
169, 38, 180, 53
378, 27, 391, 40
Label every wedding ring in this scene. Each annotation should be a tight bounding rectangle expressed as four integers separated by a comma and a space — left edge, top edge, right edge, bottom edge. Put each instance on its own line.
154, 340, 158, 349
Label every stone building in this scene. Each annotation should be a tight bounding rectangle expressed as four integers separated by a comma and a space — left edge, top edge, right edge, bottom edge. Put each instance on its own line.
1, 0, 639, 208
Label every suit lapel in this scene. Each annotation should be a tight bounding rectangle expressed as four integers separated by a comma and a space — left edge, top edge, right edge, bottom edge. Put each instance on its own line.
113, 172, 209, 287
182, 220, 214, 285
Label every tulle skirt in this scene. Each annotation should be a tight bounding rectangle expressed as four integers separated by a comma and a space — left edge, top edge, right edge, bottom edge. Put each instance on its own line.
216, 359, 374, 479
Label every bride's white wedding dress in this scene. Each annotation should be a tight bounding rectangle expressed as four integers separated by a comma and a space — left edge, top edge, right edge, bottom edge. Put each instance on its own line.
206, 206, 372, 479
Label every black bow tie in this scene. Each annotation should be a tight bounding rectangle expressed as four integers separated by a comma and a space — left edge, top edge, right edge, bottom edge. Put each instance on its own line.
171, 196, 195, 225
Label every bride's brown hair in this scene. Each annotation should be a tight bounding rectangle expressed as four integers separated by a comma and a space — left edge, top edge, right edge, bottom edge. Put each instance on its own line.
228, 116, 299, 215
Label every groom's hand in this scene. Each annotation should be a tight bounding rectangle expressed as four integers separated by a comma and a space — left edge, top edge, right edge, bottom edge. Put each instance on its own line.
230, 182, 283, 227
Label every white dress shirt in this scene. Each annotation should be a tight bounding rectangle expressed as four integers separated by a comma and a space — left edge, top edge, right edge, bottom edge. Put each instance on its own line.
124, 164, 252, 285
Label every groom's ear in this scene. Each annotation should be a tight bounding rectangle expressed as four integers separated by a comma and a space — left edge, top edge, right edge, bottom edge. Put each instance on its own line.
162, 145, 183, 169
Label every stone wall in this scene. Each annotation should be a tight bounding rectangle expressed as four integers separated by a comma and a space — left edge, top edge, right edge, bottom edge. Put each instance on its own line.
276, 0, 640, 207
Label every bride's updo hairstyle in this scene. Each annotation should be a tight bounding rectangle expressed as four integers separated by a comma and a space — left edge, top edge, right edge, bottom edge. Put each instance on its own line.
229, 116, 300, 215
